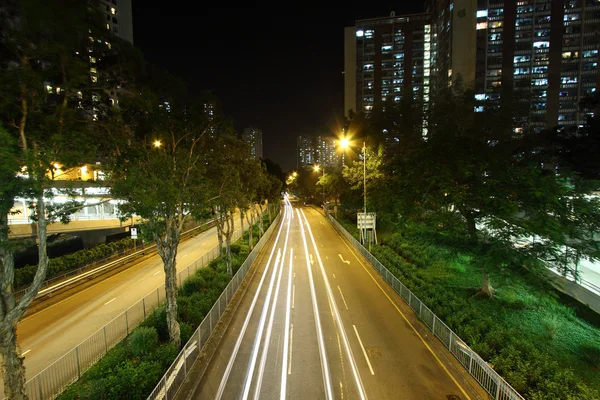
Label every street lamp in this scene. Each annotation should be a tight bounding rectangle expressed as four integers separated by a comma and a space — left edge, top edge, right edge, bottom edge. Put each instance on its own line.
313, 164, 325, 208
153, 140, 162, 148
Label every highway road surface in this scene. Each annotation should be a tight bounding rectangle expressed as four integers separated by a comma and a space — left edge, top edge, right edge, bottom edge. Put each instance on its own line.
190, 198, 479, 400
8, 208, 258, 386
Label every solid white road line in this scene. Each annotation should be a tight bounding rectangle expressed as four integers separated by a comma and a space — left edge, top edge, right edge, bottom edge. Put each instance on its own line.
280, 248, 293, 398
153, 271, 160, 276
253, 205, 293, 400
288, 323, 294, 375
353, 325, 375, 376
292, 284, 295, 309
215, 205, 288, 400
104, 298, 116, 306
22, 349, 31, 356
298, 208, 334, 400
337, 286, 349, 310
301, 209, 368, 400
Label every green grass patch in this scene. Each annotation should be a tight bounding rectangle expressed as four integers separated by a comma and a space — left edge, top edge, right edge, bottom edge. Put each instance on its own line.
338, 213, 600, 399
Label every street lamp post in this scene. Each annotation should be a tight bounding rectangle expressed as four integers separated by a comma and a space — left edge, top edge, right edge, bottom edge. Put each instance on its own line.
340, 137, 370, 247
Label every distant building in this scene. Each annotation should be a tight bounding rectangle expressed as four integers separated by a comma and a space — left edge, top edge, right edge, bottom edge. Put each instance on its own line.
297, 135, 339, 169
242, 128, 263, 159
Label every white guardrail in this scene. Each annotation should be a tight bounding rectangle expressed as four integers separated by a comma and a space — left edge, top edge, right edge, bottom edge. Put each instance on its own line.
10, 210, 272, 400
326, 213, 525, 400
146, 209, 282, 400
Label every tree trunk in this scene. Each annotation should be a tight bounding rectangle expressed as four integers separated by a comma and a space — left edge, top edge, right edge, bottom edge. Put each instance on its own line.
224, 213, 233, 276
0, 325, 26, 400
257, 205, 264, 235
245, 212, 253, 250
155, 233, 181, 348
240, 209, 244, 238
214, 211, 224, 257
466, 213, 477, 241
478, 271, 496, 297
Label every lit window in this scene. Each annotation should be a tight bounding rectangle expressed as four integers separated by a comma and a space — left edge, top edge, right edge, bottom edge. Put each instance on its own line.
110, 7, 116, 14
105, 41, 112, 49
90, 67, 97, 74
91, 76, 98, 83
474, 106, 484, 112
533, 41, 550, 49
89, 56, 96, 63
475, 94, 486, 100
46, 85, 53, 93
356, 30, 364, 37
382, 45, 393, 51
364, 64, 374, 70
106, 23, 110, 30
477, 10, 488, 18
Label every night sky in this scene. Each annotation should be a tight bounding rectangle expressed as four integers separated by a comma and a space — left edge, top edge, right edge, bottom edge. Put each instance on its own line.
132, 4, 424, 171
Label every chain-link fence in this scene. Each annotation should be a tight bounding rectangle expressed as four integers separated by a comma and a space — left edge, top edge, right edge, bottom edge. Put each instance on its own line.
146, 210, 282, 400
326, 213, 524, 400
17, 211, 274, 400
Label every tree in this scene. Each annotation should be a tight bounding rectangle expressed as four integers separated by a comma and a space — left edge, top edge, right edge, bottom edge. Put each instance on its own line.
205, 133, 248, 275
111, 91, 212, 348
0, 1, 119, 397
316, 169, 347, 217
389, 84, 600, 297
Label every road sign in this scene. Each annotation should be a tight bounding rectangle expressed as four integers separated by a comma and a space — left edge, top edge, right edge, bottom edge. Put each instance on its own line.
357, 212, 376, 230
130, 227, 138, 239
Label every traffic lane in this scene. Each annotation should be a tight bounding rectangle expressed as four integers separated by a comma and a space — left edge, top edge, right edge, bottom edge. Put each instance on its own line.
302, 207, 475, 400
17, 210, 252, 379
296, 206, 366, 400
192, 208, 291, 399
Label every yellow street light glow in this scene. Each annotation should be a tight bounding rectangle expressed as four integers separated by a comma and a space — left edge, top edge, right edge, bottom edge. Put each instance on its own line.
313, 164, 320, 172
292, 172, 298, 177
339, 137, 350, 149
153, 140, 162, 148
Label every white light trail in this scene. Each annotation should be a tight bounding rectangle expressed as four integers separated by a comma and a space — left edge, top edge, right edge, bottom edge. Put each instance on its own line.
300, 209, 368, 400
297, 208, 334, 400
280, 248, 293, 398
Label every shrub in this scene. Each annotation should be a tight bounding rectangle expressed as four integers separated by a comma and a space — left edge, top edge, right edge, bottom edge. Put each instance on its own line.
129, 327, 158, 357
180, 274, 207, 296
140, 305, 169, 343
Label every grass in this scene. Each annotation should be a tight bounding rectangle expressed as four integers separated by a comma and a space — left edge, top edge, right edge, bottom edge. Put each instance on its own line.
336, 212, 600, 399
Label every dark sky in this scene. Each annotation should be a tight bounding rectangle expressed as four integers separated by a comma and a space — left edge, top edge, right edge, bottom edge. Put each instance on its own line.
132, 4, 424, 171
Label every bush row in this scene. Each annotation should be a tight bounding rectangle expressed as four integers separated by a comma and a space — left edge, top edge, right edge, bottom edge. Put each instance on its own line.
15, 238, 135, 288
57, 213, 274, 400
347, 218, 599, 399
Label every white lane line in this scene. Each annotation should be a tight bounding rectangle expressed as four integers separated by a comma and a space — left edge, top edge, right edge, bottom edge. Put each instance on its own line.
353, 325, 375, 375
252, 206, 293, 400
281, 248, 294, 397
153, 271, 160, 276
338, 254, 350, 264
337, 286, 349, 310
326, 256, 329, 259
310, 254, 314, 265
292, 284, 295, 309
22, 349, 31, 356
104, 298, 116, 306
215, 205, 288, 400
182, 253, 188, 257
333, 274, 336, 279
301, 209, 368, 400
288, 323, 294, 375
298, 208, 334, 400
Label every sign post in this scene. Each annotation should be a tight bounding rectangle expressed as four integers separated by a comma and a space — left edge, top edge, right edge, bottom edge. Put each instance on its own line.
357, 212, 377, 250
130, 227, 138, 250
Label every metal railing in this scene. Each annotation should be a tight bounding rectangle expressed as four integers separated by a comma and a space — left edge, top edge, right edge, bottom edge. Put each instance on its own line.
326, 213, 525, 400
17, 211, 273, 400
147, 209, 282, 400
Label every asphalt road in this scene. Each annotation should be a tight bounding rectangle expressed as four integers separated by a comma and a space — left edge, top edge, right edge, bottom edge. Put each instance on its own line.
9, 208, 256, 384
192, 200, 479, 400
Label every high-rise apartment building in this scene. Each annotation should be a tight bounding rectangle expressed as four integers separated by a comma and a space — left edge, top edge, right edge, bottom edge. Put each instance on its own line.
347, 2, 600, 133
242, 128, 263, 159
100, 0, 133, 44
297, 136, 339, 169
